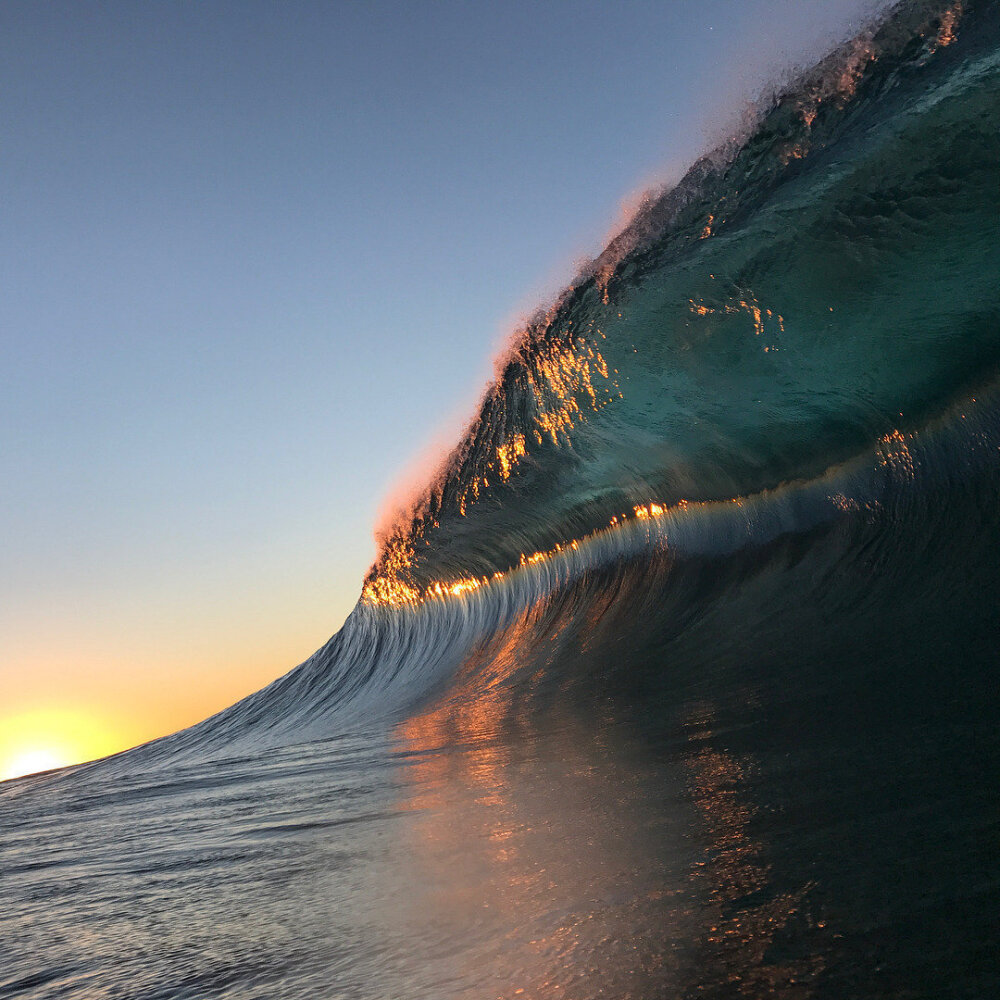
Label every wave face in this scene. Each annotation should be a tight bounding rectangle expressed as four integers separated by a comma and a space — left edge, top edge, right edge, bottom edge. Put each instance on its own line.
5, 3, 1000, 999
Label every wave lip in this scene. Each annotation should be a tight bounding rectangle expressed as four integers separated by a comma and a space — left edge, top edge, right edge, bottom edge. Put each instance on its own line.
363, 0, 1000, 609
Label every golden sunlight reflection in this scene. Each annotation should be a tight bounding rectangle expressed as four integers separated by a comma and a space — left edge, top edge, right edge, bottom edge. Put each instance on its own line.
391, 622, 697, 998
683, 704, 823, 996
0, 708, 129, 781
364, 327, 620, 605
453, 331, 620, 518
365, 487, 704, 609
688, 289, 786, 342
365, 494, 671, 608
933, 1, 963, 50
386, 598, 829, 995
877, 428, 916, 479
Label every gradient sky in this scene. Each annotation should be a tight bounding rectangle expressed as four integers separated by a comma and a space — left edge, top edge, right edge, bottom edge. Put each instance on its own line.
1, 0, 879, 775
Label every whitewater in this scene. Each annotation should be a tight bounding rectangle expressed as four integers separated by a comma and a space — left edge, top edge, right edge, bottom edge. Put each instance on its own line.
3, 2, 999, 997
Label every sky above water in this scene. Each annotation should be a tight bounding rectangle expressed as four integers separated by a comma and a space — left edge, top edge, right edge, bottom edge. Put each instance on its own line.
1, 0, 880, 776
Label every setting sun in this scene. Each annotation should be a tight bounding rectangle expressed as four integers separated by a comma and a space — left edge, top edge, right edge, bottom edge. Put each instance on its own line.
3, 747, 69, 781
0, 708, 132, 782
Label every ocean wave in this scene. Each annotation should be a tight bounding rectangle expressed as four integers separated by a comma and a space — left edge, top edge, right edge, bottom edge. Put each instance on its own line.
50, 0, 1000, 773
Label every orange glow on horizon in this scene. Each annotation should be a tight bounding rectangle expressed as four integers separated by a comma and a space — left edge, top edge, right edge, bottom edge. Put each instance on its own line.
0, 708, 134, 781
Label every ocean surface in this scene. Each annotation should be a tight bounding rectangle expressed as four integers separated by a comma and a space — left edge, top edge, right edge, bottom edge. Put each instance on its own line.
3, 2, 999, 997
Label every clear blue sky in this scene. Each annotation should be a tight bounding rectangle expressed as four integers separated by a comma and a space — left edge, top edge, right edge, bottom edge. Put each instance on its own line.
1, 0, 878, 757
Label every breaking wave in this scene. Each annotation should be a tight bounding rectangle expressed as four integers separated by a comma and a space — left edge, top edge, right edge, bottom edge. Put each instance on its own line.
81, 0, 999, 770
